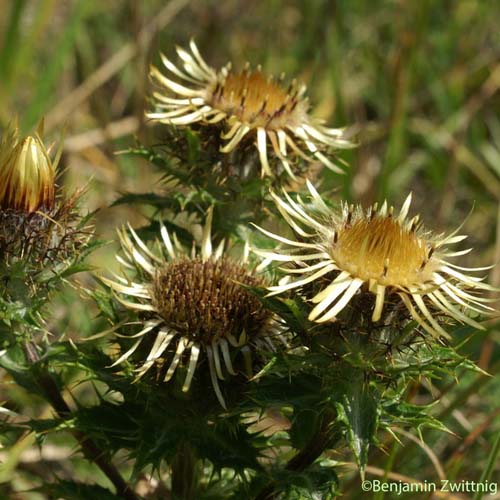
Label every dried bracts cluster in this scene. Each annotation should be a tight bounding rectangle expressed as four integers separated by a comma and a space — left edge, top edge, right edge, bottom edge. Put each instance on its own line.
255, 182, 495, 338
0, 122, 92, 297
147, 40, 352, 179
101, 210, 284, 408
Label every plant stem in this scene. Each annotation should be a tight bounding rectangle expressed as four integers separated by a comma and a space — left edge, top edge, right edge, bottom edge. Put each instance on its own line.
171, 441, 197, 500
22, 341, 139, 500
254, 412, 338, 500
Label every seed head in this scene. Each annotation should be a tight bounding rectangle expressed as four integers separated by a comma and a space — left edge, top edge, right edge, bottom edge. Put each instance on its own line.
152, 257, 271, 345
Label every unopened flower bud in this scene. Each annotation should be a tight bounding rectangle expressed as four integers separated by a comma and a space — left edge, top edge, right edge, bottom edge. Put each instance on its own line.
0, 123, 56, 213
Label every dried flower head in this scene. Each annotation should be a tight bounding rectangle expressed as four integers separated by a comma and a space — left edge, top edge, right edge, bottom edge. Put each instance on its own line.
102, 211, 282, 409
255, 181, 495, 337
147, 40, 351, 179
0, 121, 57, 213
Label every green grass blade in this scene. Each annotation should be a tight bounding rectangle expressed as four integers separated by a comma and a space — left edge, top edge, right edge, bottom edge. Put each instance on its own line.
473, 430, 500, 500
0, 0, 27, 79
22, 0, 89, 131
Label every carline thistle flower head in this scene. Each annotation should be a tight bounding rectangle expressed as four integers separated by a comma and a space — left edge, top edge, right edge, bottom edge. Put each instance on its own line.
147, 40, 352, 179
254, 181, 495, 337
101, 210, 283, 409
0, 121, 56, 213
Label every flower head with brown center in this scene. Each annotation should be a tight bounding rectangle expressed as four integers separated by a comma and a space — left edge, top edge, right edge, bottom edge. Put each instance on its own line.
254, 181, 495, 337
0, 121, 57, 213
147, 40, 352, 179
152, 257, 270, 346
101, 210, 282, 409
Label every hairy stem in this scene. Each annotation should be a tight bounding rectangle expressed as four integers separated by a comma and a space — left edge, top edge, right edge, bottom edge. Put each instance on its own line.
22, 341, 139, 500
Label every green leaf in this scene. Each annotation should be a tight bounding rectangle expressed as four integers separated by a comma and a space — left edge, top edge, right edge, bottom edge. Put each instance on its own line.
119, 146, 191, 184
333, 377, 379, 478
380, 399, 452, 436
186, 128, 201, 163
57, 262, 95, 278
254, 463, 339, 500
89, 286, 118, 322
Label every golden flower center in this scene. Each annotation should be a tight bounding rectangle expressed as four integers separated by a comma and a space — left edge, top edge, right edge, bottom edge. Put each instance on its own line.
207, 71, 303, 129
152, 257, 271, 343
331, 216, 434, 287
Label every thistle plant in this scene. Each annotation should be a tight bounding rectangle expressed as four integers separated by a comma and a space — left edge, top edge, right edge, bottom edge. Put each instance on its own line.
0, 122, 93, 343
0, 31, 498, 500
0, 123, 138, 498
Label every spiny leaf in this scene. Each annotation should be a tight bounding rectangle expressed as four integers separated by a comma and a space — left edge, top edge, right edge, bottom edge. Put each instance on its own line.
380, 398, 452, 436
253, 463, 339, 500
333, 377, 379, 479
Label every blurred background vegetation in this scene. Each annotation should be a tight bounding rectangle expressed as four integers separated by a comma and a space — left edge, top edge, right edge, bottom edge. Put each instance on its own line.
0, 0, 498, 498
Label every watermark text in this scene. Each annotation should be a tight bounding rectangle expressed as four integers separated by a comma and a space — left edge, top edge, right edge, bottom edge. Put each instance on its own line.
361, 479, 497, 496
